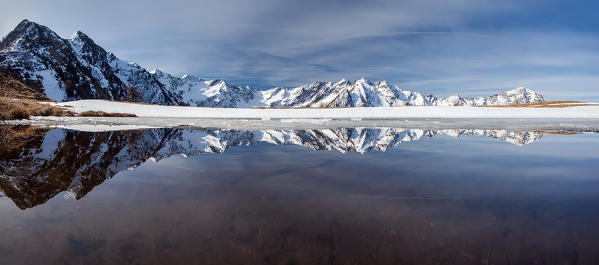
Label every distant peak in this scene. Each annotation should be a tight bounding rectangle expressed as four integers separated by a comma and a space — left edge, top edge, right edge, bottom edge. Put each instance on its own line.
18, 19, 31, 26
15, 19, 42, 31
68, 30, 87, 40
68, 30, 97, 47
152, 69, 170, 76
377, 80, 390, 87
1, 19, 47, 49
336, 78, 348, 83
13, 19, 38, 32
356, 77, 371, 85
335, 78, 372, 85
506, 86, 537, 95
181, 74, 201, 81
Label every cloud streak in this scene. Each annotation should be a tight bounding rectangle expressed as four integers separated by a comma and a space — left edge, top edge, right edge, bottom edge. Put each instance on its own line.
1, 0, 598, 99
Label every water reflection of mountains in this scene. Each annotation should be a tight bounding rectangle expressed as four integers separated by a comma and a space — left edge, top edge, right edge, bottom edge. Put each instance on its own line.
0, 125, 556, 209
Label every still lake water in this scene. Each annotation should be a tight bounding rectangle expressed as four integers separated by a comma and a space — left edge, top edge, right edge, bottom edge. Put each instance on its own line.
1, 126, 598, 264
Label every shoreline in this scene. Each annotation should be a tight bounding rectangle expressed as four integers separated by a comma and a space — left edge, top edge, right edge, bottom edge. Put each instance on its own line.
49, 99, 599, 119
5, 116, 599, 132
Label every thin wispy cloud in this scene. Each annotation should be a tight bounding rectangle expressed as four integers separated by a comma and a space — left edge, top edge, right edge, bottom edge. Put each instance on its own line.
1, 0, 597, 99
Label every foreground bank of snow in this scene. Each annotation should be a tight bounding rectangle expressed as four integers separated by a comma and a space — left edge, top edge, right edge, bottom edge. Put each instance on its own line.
52, 100, 599, 119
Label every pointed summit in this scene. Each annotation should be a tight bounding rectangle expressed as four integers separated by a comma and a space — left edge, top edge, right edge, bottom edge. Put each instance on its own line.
504, 86, 544, 103
69, 30, 87, 40
68, 30, 99, 49
11, 19, 38, 34
149, 69, 169, 77
0, 19, 63, 51
11, 19, 54, 37
67, 29, 112, 67
16, 19, 32, 27
1, 19, 36, 49
150, 68, 166, 75
507, 86, 525, 93
356, 77, 372, 86
180, 74, 201, 82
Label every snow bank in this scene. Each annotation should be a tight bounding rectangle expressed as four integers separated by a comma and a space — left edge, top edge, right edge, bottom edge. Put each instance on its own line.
52, 124, 160, 132
52, 100, 599, 119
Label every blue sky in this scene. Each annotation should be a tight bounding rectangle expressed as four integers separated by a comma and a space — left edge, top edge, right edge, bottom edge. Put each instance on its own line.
1, 0, 598, 100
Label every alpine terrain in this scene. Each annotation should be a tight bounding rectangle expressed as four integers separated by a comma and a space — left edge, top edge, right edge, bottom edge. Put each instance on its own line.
1, 19, 545, 107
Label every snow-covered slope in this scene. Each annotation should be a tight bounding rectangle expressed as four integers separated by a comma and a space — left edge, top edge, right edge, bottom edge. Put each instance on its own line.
260, 78, 544, 107
154, 71, 261, 107
1, 19, 545, 107
0, 126, 543, 208
0, 20, 181, 104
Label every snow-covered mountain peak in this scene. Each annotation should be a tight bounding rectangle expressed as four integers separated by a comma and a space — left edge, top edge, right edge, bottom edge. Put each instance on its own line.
149, 68, 163, 75
206, 79, 227, 86
505, 86, 542, 100
11, 19, 40, 37
68, 30, 104, 56
1, 19, 58, 51
508, 86, 527, 93
257, 78, 546, 108
466, 86, 545, 106
336, 78, 348, 84
67, 31, 102, 55
181, 74, 199, 80
0, 20, 546, 108
126, 60, 140, 67
377, 80, 390, 87
356, 77, 370, 84
68, 30, 87, 41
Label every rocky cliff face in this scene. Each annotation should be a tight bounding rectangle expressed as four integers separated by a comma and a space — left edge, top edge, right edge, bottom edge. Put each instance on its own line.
0, 20, 180, 104
1, 20, 545, 107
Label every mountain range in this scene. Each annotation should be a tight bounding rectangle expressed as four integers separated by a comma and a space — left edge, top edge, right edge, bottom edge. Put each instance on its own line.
0, 19, 545, 107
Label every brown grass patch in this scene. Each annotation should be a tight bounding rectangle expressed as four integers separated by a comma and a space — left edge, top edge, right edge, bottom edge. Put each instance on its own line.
78, 111, 137, 117
477, 101, 599, 108
0, 97, 74, 120
0, 98, 137, 120
533, 130, 580, 135
0, 68, 48, 100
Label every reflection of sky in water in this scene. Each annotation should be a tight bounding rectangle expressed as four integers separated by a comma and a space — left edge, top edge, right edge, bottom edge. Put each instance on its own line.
0, 131, 598, 264
145, 134, 599, 198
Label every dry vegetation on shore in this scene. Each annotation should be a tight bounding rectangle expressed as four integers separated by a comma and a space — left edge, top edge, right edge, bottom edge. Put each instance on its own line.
0, 97, 73, 120
0, 97, 137, 120
1, 93, 595, 121
478, 101, 599, 108
78, 111, 137, 117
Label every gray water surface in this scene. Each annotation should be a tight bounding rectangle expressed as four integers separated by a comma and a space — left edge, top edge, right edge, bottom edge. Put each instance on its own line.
1, 126, 598, 265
